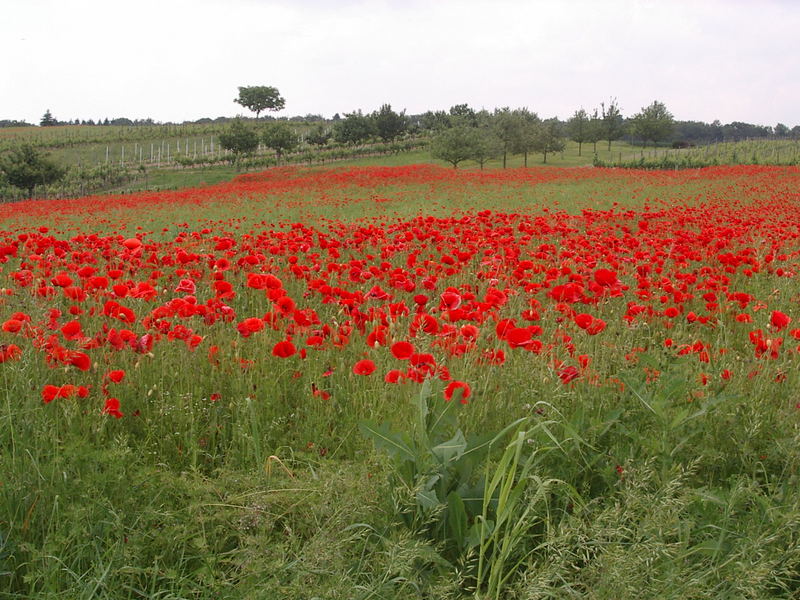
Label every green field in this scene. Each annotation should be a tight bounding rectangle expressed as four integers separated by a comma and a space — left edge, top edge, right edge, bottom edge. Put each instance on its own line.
2, 161, 800, 598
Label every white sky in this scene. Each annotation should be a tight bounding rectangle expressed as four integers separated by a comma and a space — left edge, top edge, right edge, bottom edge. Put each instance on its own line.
1, 0, 798, 126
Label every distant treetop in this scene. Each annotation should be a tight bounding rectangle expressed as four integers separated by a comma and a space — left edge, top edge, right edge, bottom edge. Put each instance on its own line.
234, 86, 286, 119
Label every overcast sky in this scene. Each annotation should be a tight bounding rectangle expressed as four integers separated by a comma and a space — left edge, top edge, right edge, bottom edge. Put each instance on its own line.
2, 0, 798, 126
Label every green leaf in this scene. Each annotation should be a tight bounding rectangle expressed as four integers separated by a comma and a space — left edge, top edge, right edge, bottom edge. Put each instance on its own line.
456, 481, 486, 517
427, 395, 459, 443
432, 430, 467, 465
359, 420, 415, 464
467, 518, 494, 548
447, 492, 468, 550
596, 407, 624, 438
417, 488, 440, 512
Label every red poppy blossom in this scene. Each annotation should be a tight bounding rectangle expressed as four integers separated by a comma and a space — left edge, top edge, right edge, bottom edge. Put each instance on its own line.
352, 359, 376, 376
103, 397, 124, 418
175, 279, 196, 294
2, 319, 23, 333
444, 380, 471, 404
107, 370, 126, 384
390, 341, 415, 360
237, 317, 264, 337
68, 351, 91, 371
594, 268, 618, 287
384, 369, 404, 383
574, 313, 594, 330
0, 344, 22, 363
272, 340, 297, 358
771, 310, 791, 331
559, 366, 580, 384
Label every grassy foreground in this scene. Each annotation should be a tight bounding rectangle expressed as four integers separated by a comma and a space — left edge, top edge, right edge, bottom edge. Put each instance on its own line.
1, 164, 800, 598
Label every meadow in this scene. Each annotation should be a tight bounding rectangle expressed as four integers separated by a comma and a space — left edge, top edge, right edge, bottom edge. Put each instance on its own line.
1, 162, 800, 598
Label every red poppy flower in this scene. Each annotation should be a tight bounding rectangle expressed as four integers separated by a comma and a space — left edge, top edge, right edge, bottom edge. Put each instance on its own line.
60, 320, 83, 340
103, 397, 124, 418
68, 351, 91, 371
390, 341, 415, 360
107, 370, 125, 384
237, 317, 264, 337
0, 344, 21, 363
771, 310, 791, 331
440, 290, 462, 310
444, 380, 471, 404
594, 268, 618, 287
2, 319, 23, 333
175, 279, 196, 294
42, 384, 60, 403
481, 348, 506, 365
384, 369, 404, 383
272, 340, 297, 358
559, 366, 580, 384
574, 313, 594, 330
352, 359, 376, 376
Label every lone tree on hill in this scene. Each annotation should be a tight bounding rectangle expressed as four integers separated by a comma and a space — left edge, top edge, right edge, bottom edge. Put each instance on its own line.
218, 119, 259, 165
234, 86, 285, 119
261, 122, 298, 163
0, 144, 65, 197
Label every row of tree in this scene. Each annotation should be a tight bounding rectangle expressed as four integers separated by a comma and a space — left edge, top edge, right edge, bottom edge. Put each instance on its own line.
425, 100, 673, 168
38, 110, 159, 128
217, 104, 412, 162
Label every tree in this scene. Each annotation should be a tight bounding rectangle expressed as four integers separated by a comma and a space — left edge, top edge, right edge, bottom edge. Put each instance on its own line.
0, 144, 65, 197
234, 86, 285, 119
508, 108, 541, 167
306, 125, 331, 147
372, 104, 407, 141
449, 104, 478, 127
40, 110, 57, 127
420, 110, 451, 132
586, 108, 603, 154
775, 123, 790, 138
430, 126, 482, 168
566, 108, 589, 156
333, 110, 375, 145
261, 122, 298, 163
532, 119, 565, 163
632, 100, 674, 147
600, 98, 625, 150
472, 127, 504, 169
492, 108, 518, 168
218, 119, 259, 164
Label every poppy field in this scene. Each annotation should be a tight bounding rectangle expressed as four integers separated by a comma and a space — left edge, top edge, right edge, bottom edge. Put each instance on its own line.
3, 163, 800, 598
